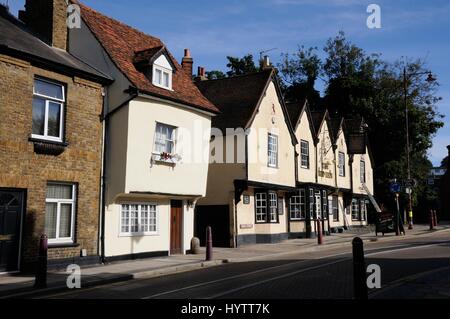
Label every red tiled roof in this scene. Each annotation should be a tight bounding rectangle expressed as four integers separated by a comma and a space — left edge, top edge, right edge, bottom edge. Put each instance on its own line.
75, 1, 219, 113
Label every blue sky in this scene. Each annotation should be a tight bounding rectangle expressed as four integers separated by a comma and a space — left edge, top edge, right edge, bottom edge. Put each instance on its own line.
7, 0, 450, 165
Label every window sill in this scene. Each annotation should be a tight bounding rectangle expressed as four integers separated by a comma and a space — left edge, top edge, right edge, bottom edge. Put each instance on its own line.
119, 232, 159, 238
48, 242, 79, 249
290, 219, 306, 222
29, 137, 68, 156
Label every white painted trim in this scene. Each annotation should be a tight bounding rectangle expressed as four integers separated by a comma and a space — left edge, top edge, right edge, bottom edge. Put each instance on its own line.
135, 94, 217, 117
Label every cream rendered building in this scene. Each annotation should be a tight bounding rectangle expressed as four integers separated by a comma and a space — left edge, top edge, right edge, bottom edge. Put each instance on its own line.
196, 68, 298, 247
69, 4, 220, 260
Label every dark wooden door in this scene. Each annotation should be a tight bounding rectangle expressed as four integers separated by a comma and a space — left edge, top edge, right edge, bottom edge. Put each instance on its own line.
170, 200, 183, 255
195, 205, 231, 248
0, 190, 24, 272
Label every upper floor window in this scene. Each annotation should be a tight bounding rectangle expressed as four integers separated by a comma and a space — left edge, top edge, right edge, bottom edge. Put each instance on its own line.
154, 123, 176, 154
45, 183, 76, 244
152, 55, 173, 90
360, 160, 366, 183
268, 133, 278, 168
339, 152, 346, 177
300, 140, 310, 169
32, 78, 65, 142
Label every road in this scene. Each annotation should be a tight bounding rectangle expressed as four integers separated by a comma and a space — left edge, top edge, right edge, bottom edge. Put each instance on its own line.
36, 230, 450, 299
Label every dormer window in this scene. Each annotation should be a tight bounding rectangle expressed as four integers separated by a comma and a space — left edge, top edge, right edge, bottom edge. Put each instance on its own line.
153, 65, 171, 89
134, 46, 175, 91
152, 55, 173, 90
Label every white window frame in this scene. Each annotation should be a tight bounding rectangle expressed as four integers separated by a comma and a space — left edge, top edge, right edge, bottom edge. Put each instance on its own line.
300, 140, 310, 169
331, 196, 339, 221
269, 192, 278, 222
339, 152, 345, 177
255, 192, 267, 223
360, 200, 367, 221
153, 122, 177, 156
45, 183, 76, 244
32, 78, 65, 143
360, 160, 366, 183
120, 203, 159, 236
351, 199, 360, 221
152, 64, 173, 90
268, 133, 278, 168
290, 189, 306, 220
315, 191, 322, 220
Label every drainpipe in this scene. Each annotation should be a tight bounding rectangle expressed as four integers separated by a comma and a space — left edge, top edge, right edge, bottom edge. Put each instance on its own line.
98, 87, 108, 264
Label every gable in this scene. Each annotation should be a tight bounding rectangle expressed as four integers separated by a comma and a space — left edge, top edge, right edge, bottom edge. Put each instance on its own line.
154, 54, 173, 71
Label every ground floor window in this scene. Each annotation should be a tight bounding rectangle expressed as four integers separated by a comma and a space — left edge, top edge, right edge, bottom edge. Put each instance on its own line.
255, 191, 279, 223
360, 200, 367, 221
330, 196, 339, 221
289, 189, 306, 220
120, 204, 158, 235
351, 199, 360, 221
45, 183, 76, 244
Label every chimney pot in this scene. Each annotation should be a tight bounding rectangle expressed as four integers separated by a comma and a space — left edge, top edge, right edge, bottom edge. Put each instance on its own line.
181, 48, 194, 77
262, 55, 272, 70
194, 67, 207, 81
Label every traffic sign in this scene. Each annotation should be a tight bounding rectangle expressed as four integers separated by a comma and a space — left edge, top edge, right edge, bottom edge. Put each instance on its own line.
389, 182, 401, 194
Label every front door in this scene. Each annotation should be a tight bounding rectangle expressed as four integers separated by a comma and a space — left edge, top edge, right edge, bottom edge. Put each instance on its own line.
0, 190, 24, 272
170, 200, 183, 255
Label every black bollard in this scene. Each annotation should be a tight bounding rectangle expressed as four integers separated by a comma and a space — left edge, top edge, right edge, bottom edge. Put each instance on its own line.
206, 226, 213, 261
317, 218, 323, 245
34, 234, 48, 289
434, 210, 438, 227
352, 237, 368, 300
429, 210, 435, 230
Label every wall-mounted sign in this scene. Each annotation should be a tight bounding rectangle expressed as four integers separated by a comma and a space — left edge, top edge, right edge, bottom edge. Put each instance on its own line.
278, 198, 284, 215
243, 195, 250, 205
240, 224, 254, 229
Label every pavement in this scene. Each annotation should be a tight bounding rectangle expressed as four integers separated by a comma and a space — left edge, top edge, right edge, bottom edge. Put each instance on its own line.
1, 223, 449, 299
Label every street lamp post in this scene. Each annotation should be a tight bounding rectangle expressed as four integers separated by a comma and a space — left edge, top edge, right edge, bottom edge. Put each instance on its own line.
402, 67, 436, 230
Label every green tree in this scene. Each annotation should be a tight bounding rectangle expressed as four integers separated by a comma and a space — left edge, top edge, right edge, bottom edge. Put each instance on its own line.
278, 46, 322, 106
279, 31, 444, 214
226, 54, 259, 77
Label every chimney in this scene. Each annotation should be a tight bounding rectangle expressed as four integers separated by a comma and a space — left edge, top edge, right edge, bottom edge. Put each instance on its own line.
181, 49, 194, 77
447, 145, 450, 157
0, 3, 9, 15
261, 55, 272, 70
194, 66, 207, 81
19, 0, 68, 50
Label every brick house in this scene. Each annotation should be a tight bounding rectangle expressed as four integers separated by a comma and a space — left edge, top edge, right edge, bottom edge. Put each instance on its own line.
0, 2, 110, 272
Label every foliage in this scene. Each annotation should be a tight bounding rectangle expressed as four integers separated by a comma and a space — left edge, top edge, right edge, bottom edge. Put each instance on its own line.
279, 31, 444, 214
